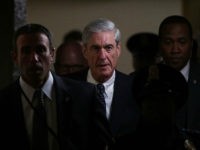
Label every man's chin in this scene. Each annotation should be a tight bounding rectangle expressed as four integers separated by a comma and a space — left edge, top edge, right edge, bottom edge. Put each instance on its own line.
170, 63, 182, 71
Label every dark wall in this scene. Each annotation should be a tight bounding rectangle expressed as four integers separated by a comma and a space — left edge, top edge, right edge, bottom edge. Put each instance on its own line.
0, 0, 26, 89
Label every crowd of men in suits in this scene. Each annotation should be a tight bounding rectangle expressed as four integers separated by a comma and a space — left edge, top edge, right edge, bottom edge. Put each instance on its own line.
0, 15, 200, 150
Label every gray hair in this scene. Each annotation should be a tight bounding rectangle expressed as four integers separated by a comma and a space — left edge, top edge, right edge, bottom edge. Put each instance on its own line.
82, 18, 121, 45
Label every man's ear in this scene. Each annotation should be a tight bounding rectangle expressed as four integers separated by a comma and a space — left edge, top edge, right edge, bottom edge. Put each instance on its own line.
82, 44, 87, 59
50, 47, 55, 63
116, 43, 121, 57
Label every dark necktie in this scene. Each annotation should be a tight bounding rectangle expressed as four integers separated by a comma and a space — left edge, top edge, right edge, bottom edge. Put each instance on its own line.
96, 84, 106, 117
32, 89, 49, 150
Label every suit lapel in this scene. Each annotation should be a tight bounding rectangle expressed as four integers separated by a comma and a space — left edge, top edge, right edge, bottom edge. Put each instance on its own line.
52, 74, 72, 144
109, 72, 126, 135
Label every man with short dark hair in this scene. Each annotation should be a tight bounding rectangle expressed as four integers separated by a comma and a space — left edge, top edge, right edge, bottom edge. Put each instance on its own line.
0, 23, 109, 150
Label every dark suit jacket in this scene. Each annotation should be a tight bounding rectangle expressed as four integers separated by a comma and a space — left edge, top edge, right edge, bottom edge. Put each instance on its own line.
176, 61, 200, 133
0, 72, 107, 150
187, 61, 200, 131
66, 69, 140, 141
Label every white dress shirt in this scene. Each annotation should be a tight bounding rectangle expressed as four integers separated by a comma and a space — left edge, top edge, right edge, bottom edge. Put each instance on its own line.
20, 72, 58, 150
87, 69, 115, 119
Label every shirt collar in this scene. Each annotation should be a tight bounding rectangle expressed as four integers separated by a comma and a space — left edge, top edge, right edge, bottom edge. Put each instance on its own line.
87, 69, 97, 84
87, 69, 115, 97
87, 69, 115, 85
20, 77, 35, 101
20, 72, 54, 100
42, 72, 54, 100
103, 71, 115, 89
180, 60, 190, 82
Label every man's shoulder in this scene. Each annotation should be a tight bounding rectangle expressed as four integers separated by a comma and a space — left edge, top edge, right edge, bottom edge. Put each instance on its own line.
54, 73, 94, 89
66, 68, 89, 81
115, 70, 133, 81
0, 80, 19, 94
190, 61, 200, 71
189, 61, 200, 79
0, 80, 20, 107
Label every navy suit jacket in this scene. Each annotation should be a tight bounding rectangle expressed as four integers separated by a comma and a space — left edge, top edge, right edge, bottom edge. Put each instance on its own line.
0, 72, 107, 150
67, 69, 140, 139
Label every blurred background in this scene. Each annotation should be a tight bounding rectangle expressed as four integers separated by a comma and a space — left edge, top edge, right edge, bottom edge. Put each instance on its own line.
1, 0, 200, 89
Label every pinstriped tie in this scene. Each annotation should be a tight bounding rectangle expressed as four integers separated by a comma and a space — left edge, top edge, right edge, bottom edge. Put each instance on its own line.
32, 89, 49, 150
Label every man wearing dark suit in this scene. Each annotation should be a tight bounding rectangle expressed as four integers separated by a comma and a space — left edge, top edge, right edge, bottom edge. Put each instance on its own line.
159, 15, 200, 135
0, 23, 109, 150
113, 64, 195, 150
66, 18, 140, 149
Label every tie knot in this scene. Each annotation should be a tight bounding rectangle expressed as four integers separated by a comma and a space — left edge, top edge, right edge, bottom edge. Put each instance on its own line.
96, 84, 105, 100
97, 84, 105, 92
33, 89, 44, 107
33, 89, 42, 98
